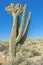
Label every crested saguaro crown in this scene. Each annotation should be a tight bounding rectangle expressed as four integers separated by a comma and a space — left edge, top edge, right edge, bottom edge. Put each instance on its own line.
5, 3, 32, 62
5, 3, 23, 16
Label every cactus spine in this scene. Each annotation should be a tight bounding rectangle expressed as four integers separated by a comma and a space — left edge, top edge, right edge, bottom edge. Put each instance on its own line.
5, 3, 32, 61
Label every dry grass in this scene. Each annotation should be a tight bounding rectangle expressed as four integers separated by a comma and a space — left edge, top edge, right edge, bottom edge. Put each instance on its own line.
0, 39, 43, 64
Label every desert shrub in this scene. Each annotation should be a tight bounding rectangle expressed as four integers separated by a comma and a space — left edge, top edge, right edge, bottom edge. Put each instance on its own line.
3, 60, 15, 65
30, 49, 40, 57
19, 59, 33, 65
29, 53, 34, 57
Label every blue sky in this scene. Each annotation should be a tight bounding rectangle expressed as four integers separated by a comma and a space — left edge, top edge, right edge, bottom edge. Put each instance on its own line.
0, 0, 43, 41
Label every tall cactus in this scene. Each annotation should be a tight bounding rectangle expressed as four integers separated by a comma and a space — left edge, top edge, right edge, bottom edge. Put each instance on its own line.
5, 3, 32, 61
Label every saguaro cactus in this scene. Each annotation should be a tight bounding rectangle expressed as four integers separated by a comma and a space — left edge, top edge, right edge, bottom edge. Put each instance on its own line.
5, 3, 32, 61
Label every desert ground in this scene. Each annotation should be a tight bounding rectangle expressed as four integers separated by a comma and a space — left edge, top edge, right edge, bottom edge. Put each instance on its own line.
0, 39, 43, 65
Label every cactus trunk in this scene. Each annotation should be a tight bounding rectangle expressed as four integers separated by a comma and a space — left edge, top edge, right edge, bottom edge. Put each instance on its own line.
9, 15, 19, 60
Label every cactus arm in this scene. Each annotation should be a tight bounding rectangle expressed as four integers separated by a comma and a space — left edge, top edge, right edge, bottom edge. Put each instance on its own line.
19, 12, 32, 44
16, 5, 27, 43
9, 15, 19, 59
23, 12, 32, 37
